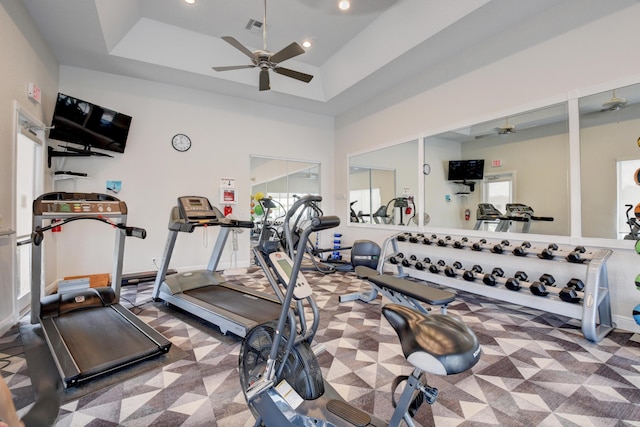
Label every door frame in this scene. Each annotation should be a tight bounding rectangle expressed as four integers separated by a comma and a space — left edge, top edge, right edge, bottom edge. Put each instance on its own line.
12, 101, 46, 315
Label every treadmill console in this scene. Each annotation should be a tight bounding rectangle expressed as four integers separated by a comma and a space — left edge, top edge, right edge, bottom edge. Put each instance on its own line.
177, 196, 222, 223
268, 251, 312, 300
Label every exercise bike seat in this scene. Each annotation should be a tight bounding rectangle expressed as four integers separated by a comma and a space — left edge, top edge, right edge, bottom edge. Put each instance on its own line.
382, 304, 481, 375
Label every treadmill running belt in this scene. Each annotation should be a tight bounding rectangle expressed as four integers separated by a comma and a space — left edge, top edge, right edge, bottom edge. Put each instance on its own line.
52, 307, 162, 379
185, 286, 281, 324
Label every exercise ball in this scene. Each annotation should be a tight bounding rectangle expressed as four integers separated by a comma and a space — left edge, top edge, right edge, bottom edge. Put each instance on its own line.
635, 239, 640, 255
634, 304, 640, 325
254, 204, 263, 216
255, 192, 264, 201
636, 274, 640, 291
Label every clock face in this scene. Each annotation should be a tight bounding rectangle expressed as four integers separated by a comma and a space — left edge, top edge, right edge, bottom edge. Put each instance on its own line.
172, 134, 191, 152
423, 163, 431, 175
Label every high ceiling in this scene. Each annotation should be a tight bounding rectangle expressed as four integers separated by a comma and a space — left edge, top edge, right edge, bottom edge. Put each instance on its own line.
20, 0, 639, 116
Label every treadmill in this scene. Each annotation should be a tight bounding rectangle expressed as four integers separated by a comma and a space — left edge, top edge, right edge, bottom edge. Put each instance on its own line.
30, 192, 172, 388
152, 196, 283, 338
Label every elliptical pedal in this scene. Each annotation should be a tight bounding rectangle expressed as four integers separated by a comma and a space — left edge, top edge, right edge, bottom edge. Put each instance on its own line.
326, 399, 371, 426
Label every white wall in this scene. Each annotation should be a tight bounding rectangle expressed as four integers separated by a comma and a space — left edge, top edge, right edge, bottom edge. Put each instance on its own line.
50, 66, 334, 278
335, 4, 640, 333
0, 0, 58, 331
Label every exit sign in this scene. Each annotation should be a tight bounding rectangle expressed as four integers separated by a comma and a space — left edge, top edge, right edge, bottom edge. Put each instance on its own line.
27, 82, 41, 104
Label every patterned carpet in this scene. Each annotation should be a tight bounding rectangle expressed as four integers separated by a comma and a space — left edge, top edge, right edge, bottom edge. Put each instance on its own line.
2, 266, 640, 426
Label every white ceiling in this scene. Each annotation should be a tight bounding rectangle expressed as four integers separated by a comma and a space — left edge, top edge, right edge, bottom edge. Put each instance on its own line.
20, 0, 640, 117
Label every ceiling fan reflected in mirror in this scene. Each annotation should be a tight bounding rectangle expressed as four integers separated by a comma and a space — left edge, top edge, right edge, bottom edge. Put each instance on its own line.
475, 117, 516, 139
212, 0, 314, 91
601, 89, 628, 111
496, 117, 516, 135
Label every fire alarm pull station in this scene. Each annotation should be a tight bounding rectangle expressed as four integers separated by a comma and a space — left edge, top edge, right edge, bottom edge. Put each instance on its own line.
220, 178, 238, 205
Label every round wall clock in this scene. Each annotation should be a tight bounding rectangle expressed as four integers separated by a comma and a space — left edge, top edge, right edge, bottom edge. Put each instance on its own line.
172, 134, 191, 152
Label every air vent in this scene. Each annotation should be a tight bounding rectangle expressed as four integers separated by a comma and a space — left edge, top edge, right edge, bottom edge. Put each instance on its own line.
245, 19, 263, 35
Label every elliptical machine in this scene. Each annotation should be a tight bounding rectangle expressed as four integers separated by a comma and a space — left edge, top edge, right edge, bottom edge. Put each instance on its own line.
241, 194, 481, 426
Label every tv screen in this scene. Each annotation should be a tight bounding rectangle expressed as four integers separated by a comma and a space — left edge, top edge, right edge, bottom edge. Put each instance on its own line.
465, 159, 485, 180
49, 93, 132, 154
447, 159, 485, 181
447, 160, 466, 181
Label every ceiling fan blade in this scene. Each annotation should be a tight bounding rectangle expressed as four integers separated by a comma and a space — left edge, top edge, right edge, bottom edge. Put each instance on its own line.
212, 65, 256, 72
273, 67, 314, 83
221, 36, 256, 60
269, 42, 305, 64
259, 69, 270, 91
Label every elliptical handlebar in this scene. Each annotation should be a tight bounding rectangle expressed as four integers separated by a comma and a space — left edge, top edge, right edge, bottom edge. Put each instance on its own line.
283, 194, 324, 258
310, 215, 340, 232
285, 194, 322, 222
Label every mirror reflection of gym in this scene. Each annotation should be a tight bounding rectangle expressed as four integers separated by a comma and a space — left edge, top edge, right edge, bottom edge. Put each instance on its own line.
249, 156, 321, 253
579, 82, 640, 239
422, 103, 569, 235
349, 140, 419, 227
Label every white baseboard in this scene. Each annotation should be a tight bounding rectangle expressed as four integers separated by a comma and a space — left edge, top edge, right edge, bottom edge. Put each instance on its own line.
0, 313, 16, 336
612, 315, 640, 335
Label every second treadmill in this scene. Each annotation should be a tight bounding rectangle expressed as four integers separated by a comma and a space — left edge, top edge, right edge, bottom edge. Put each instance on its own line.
152, 196, 282, 337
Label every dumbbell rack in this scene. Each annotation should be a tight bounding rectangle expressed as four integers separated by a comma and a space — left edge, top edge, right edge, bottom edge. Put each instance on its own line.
379, 232, 615, 342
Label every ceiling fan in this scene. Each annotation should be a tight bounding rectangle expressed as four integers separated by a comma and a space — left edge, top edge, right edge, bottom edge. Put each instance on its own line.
600, 89, 628, 111
496, 117, 516, 135
475, 117, 516, 139
212, 0, 314, 91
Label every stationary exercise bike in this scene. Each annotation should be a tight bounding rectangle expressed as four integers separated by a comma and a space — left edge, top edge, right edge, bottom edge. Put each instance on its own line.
623, 204, 640, 240
240, 194, 481, 427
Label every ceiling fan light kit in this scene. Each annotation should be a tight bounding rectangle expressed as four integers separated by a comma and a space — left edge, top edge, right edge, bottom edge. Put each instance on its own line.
212, 0, 314, 91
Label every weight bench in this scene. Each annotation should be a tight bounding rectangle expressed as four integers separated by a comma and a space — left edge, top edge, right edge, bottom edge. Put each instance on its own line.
340, 266, 456, 314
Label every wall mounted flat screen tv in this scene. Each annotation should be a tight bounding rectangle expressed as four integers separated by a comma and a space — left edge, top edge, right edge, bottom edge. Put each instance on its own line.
48, 93, 132, 154
447, 159, 485, 181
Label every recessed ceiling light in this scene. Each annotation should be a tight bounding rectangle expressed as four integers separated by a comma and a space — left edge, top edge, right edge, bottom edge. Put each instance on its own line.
302, 40, 312, 48
184, 0, 196, 4
338, 1, 350, 11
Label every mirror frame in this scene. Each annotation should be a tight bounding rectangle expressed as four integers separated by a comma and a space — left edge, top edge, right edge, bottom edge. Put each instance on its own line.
347, 75, 640, 249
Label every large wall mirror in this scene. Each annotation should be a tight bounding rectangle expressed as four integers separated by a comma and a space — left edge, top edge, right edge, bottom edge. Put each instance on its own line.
250, 156, 320, 235
579, 82, 640, 239
424, 103, 570, 236
349, 140, 419, 227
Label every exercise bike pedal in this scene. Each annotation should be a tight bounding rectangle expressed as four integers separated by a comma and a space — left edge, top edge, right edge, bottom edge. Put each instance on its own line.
326, 399, 371, 427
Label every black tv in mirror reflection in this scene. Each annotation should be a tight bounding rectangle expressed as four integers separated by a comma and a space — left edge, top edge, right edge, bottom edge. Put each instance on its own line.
447, 159, 485, 181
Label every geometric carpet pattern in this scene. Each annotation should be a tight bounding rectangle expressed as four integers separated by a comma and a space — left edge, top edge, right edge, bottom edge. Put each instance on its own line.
2, 266, 640, 426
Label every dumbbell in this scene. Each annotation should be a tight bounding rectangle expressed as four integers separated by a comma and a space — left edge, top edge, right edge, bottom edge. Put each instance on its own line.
436, 235, 452, 247
512, 241, 532, 257
453, 237, 469, 249
402, 253, 417, 267
443, 260, 463, 277
565, 246, 587, 263
537, 243, 559, 260
462, 264, 484, 281
471, 238, 488, 251
396, 233, 409, 242
481, 267, 505, 286
504, 271, 528, 291
558, 278, 585, 303
388, 252, 405, 264
491, 239, 511, 254
424, 258, 447, 274
529, 273, 556, 296
420, 236, 434, 245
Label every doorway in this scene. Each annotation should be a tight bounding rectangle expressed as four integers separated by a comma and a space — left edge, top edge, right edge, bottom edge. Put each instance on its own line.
482, 171, 514, 231
14, 104, 45, 314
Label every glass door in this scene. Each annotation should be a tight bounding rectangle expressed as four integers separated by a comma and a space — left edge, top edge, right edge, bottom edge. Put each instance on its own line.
14, 109, 44, 314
